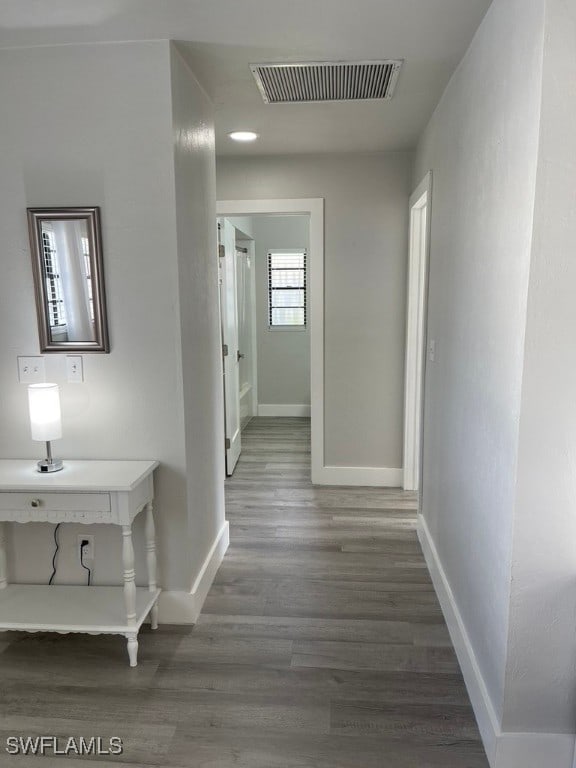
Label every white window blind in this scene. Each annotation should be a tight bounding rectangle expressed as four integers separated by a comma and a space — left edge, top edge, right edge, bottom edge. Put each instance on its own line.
81, 235, 95, 322
41, 229, 67, 329
267, 250, 307, 327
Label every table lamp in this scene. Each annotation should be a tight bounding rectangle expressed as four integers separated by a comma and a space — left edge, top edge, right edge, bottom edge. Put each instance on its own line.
28, 383, 63, 473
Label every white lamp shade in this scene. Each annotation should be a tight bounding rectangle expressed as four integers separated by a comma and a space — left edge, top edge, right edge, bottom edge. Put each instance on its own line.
28, 383, 62, 442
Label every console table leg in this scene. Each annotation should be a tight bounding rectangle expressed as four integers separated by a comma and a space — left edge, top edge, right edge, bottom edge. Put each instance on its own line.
122, 525, 137, 625
145, 502, 158, 630
0, 523, 7, 589
126, 632, 138, 667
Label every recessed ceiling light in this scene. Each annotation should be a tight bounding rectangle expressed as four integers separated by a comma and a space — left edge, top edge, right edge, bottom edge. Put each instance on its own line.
229, 131, 259, 142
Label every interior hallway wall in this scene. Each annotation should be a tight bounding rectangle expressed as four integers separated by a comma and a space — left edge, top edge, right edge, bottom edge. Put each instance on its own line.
414, 0, 545, 724
0, 41, 225, 611
217, 152, 412, 470
503, 0, 576, 736
170, 43, 226, 604
413, 0, 576, 762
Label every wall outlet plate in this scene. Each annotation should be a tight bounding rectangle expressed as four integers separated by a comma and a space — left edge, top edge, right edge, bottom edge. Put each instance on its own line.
77, 534, 94, 562
17, 356, 45, 383
66, 355, 84, 383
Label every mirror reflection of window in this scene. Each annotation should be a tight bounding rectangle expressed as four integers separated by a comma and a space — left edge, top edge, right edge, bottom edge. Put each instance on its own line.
81, 235, 95, 323
40, 221, 96, 343
41, 228, 67, 334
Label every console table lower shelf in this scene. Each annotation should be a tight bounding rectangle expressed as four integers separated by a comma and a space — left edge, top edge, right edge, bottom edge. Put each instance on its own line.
0, 584, 161, 666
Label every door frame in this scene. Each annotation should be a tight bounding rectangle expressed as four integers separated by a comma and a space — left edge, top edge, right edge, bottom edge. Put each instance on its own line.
403, 172, 432, 492
245, 239, 259, 420
217, 199, 324, 483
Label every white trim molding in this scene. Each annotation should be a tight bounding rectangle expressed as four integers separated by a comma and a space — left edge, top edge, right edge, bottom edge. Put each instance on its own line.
217, 199, 325, 483
403, 171, 432, 492
418, 514, 575, 768
258, 404, 311, 417
315, 466, 403, 487
158, 521, 229, 624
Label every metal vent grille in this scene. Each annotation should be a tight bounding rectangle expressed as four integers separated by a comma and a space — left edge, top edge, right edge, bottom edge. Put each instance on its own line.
250, 60, 403, 104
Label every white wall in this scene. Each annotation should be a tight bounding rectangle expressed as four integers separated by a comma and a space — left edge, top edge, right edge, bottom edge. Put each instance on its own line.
503, 0, 576, 735
170, 43, 226, 599
414, 0, 576, 762
217, 153, 411, 469
414, 0, 545, 723
228, 216, 254, 240
252, 215, 310, 409
0, 41, 224, 611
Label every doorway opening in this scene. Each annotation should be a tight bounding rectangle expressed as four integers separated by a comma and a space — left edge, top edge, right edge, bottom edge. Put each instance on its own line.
217, 199, 324, 479
218, 213, 311, 476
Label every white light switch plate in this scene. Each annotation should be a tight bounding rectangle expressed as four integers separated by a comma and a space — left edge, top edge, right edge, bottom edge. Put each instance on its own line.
17, 356, 45, 383
428, 340, 436, 362
66, 356, 84, 383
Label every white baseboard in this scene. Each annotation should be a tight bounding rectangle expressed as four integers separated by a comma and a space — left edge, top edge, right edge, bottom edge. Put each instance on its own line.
417, 513, 500, 761
495, 732, 575, 768
313, 465, 403, 487
257, 404, 311, 417
158, 520, 229, 624
418, 514, 575, 768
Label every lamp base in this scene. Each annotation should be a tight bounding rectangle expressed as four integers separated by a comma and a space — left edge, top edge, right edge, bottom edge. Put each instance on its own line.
36, 458, 63, 473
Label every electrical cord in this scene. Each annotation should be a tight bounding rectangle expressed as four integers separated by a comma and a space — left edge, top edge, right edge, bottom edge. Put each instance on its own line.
49, 527, 92, 586
80, 540, 92, 586
48, 523, 61, 585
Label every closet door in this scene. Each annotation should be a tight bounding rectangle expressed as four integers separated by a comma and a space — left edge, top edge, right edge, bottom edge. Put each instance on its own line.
218, 218, 242, 475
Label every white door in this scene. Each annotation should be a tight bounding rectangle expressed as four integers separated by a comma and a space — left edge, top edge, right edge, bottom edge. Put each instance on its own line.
403, 172, 432, 492
219, 218, 242, 475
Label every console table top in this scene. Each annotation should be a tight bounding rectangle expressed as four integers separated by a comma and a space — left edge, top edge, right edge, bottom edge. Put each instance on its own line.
0, 460, 159, 492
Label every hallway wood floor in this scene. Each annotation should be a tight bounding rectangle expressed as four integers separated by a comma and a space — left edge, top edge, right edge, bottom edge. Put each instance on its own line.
0, 417, 488, 767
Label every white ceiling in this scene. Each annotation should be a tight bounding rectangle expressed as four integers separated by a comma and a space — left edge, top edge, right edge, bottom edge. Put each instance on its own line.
0, 0, 492, 156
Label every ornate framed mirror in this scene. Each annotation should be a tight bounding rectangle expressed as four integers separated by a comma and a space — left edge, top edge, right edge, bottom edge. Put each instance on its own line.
27, 207, 110, 352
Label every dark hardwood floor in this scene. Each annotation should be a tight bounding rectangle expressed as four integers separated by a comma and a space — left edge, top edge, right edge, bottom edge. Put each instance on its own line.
0, 417, 488, 767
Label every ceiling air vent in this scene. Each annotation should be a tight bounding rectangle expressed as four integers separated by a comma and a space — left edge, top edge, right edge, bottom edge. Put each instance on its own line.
250, 60, 403, 104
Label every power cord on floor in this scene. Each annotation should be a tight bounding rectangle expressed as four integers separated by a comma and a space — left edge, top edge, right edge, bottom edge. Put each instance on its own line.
80, 539, 92, 586
48, 523, 61, 585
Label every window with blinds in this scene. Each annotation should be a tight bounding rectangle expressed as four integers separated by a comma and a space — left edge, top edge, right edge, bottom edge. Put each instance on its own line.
268, 250, 307, 327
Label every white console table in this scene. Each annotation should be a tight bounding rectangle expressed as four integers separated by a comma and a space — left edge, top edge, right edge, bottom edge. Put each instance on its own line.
0, 459, 160, 666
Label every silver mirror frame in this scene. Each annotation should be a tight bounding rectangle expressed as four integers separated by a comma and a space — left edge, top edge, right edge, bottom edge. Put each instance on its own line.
27, 207, 110, 353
